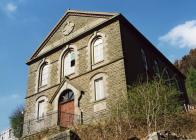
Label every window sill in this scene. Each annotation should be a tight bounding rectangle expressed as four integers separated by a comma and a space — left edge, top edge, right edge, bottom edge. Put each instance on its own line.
66, 72, 75, 77
39, 85, 47, 89
92, 60, 104, 67
36, 117, 44, 122
62, 72, 75, 80
94, 97, 106, 103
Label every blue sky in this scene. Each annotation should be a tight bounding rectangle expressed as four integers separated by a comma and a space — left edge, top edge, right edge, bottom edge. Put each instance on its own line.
0, 0, 196, 132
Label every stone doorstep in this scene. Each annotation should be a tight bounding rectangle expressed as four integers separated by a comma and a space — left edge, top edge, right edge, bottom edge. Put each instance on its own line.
22, 126, 62, 140
48, 130, 71, 140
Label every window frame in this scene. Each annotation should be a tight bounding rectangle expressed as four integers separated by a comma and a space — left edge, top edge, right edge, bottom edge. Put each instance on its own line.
37, 100, 45, 119
62, 51, 75, 77
94, 77, 105, 101
35, 96, 48, 120
92, 37, 104, 65
39, 63, 49, 88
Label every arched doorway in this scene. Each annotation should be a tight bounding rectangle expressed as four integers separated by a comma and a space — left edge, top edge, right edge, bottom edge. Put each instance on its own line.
58, 89, 75, 128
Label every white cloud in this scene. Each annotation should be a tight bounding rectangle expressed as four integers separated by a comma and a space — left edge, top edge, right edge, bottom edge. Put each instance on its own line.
5, 2, 17, 13
0, 93, 21, 102
159, 20, 196, 49
10, 93, 20, 99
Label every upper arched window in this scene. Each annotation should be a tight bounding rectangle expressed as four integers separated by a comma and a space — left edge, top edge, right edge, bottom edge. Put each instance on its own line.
39, 63, 49, 87
63, 51, 75, 76
92, 37, 104, 64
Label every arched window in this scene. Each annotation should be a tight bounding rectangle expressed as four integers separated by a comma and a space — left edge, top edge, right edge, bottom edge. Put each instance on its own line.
141, 48, 148, 71
154, 59, 160, 74
92, 37, 104, 64
175, 77, 181, 92
59, 89, 74, 103
39, 63, 49, 87
63, 51, 75, 76
165, 68, 170, 80
36, 96, 48, 119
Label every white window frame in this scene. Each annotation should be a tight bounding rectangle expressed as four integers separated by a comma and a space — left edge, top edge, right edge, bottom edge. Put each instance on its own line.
35, 96, 48, 120
39, 64, 49, 87
37, 100, 45, 119
94, 77, 105, 101
63, 51, 75, 76
92, 37, 104, 64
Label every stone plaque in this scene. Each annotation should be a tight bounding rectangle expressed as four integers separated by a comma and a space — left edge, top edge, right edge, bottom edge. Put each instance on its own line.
62, 21, 75, 36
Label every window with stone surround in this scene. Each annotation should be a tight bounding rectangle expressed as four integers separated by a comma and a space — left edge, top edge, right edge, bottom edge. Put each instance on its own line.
94, 77, 105, 101
62, 51, 75, 76
92, 37, 104, 64
36, 96, 47, 119
39, 63, 49, 87
90, 73, 107, 103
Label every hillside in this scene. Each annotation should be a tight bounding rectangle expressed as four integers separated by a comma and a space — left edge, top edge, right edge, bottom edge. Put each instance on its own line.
174, 48, 196, 75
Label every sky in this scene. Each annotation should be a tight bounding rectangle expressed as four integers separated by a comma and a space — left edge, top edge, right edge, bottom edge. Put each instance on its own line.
0, 0, 196, 132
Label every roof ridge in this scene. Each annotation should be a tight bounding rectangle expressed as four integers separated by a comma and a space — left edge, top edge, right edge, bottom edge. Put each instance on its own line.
66, 9, 119, 16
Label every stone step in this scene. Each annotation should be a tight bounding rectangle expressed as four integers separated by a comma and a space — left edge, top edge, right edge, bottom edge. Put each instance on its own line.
48, 130, 80, 140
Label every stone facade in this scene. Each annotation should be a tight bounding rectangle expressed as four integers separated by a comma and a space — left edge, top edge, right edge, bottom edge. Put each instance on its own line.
23, 10, 188, 139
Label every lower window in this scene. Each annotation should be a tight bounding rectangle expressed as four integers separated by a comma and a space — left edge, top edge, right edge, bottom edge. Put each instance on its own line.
94, 78, 105, 101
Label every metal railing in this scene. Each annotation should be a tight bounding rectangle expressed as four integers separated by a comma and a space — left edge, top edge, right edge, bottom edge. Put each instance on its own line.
23, 111, 81, 136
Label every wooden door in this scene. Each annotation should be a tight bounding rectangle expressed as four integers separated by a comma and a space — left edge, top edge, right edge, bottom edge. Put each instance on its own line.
58, 89, 74, 128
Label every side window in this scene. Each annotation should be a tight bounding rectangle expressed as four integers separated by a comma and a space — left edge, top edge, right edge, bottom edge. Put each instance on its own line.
164, 68, 171, 85
92, 38, 104, 64
94, 77, 105, 101
141, 48, 148, 71
154, 60, 160, 74
39, 64, 49, 87
36, 96, 47, 119
37, 100, 45, 118
175, 77, 181, 94
63, 51, 75, 76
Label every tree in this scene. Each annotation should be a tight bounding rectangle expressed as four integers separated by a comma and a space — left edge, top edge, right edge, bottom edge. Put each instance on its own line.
9, 106, 24, 138
110, 79, 182, 134
174, 48, 196, 75
186, 67, 196, 104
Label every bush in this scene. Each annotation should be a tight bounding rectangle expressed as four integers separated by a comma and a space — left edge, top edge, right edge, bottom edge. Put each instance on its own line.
73, 79, 194, 139
9, 106, 24, 138
186, 67, 196, 104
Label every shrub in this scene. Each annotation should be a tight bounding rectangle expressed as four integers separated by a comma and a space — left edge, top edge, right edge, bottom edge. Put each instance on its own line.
74, 79, 194, 139
9, 106, 24, 138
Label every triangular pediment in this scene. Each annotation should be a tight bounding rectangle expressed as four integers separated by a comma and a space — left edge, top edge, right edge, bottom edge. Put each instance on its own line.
29, 10, 118, 62
49, 77, 83, 103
